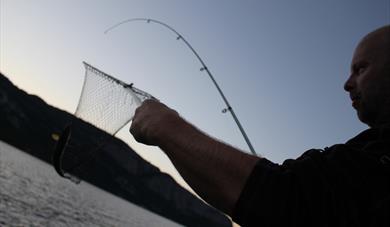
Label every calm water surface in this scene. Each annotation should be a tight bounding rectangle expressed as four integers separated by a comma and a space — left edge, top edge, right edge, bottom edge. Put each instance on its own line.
0, 141, 181, 227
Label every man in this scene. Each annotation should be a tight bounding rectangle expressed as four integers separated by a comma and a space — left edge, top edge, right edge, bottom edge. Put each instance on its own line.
130, 25, 390, 226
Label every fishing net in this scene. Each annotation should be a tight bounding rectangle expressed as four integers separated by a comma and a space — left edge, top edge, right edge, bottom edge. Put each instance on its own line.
76, 62, 156, 135
53, 62, 156, 183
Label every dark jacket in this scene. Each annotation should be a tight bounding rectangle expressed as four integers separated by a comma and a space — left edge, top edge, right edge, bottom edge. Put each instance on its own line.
233, 126, 390, 227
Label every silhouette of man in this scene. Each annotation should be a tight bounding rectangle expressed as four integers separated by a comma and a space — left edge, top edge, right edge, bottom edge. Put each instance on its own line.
130, 25, 390, 226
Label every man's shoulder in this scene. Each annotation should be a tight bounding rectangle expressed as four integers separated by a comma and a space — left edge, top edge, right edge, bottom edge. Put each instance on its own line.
346, 126, 390, 147
299, 126, 390, 163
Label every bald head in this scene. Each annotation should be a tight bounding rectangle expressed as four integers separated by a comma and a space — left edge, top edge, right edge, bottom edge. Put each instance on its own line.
358, 25, 390, 67
344, 25, 390, 127
361, 25, 390, 45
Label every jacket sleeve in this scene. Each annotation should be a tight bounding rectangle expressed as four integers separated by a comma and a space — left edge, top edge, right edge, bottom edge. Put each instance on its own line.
232, 147, 366, 227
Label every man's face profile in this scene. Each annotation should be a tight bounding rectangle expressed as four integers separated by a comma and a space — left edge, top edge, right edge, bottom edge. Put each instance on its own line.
344, 25, 390, 127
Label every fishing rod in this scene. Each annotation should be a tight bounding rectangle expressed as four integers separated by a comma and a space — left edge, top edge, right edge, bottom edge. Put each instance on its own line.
104, 18, 257, 156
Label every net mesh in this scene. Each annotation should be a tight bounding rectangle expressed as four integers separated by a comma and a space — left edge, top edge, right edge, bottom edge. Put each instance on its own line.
75, 62, 155, 135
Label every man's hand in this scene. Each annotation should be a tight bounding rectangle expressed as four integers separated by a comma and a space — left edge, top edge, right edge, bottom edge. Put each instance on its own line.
130, 100, 181, 146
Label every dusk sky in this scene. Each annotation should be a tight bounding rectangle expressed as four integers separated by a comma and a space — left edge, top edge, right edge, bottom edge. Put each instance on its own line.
1, 0, 389, 191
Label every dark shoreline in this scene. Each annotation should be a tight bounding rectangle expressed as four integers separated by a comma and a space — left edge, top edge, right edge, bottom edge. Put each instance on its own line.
0, 72, 231, 227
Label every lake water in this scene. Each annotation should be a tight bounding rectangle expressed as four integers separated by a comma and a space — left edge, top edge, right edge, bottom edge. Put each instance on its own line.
0, 141, 181, 226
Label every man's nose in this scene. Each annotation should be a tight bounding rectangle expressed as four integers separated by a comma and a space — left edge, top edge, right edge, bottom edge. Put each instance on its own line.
344, 75, 355, 92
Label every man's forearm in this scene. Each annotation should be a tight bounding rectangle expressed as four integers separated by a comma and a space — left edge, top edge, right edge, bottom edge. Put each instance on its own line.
156, 117, 260, 215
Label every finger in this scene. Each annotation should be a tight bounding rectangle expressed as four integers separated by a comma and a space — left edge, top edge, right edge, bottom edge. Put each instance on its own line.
129, 120, 137, 136
143, 98, 159, 105
133, 100, 152, 119
129, 123, 152, 145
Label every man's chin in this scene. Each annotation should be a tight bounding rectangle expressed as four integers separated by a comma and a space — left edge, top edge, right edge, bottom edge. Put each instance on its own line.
357, 109, 377, 127
357, 108, 367, 124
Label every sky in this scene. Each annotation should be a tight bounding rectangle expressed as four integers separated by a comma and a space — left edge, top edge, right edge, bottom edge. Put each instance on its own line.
0, 0, 389, 193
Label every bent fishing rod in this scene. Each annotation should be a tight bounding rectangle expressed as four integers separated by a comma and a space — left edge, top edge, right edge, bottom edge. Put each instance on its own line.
104, 18, 257, 156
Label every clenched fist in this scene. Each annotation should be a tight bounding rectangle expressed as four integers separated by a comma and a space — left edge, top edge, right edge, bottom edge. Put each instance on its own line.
130, 100, 181, 146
